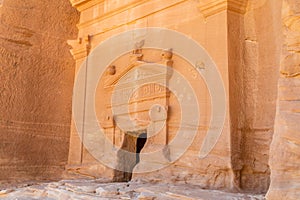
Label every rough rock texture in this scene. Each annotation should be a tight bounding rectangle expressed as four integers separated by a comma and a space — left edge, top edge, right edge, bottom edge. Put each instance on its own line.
0, 0, 79, 181
267, 0, 300, 199
0, 179, 265, 200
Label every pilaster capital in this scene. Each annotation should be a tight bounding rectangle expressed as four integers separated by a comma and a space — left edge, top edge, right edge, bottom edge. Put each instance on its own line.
198, 0, 248, 18
68, 35, 92, 61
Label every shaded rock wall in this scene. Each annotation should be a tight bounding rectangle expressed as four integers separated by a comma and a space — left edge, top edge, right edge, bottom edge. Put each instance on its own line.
0, 0, 79, 181
267, 0, 300, 199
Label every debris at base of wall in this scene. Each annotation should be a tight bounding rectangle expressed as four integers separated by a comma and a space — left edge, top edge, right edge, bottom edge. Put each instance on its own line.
0, 179, 265, 200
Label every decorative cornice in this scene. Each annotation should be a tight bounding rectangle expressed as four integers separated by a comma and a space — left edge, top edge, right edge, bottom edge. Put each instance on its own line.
70, 0, 104, 11
77, 0, 151, 29
198, 0, 248, 18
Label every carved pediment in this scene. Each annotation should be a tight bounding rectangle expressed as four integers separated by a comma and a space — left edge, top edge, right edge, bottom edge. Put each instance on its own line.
104, 49, 173, 89
105, 64, 168, 89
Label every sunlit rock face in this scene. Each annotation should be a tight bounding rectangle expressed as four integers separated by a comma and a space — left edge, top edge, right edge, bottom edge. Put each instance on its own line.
267, 0, 300, 199
0, 0, 79, 181
0, 0, 300, 198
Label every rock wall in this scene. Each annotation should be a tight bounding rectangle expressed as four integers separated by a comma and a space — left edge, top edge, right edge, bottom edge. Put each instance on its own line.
0, 0, 79, 181
267, 0, 300, 199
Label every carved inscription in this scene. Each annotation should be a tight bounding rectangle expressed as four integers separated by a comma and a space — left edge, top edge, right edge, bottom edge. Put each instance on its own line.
112, 83, 167, 106
131, 84, 166, 100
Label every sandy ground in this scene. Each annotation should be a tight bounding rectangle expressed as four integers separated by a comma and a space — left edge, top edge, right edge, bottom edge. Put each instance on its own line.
0, 179, 265, 200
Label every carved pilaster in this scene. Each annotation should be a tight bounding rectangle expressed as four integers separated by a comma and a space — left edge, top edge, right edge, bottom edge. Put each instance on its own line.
198, 0, 248, 18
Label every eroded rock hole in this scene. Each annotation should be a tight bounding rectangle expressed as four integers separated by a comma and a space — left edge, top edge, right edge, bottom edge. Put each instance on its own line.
113, 131, 147, 182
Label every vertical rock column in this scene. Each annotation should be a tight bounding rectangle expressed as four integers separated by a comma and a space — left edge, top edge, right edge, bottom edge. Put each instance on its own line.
235, 0, 282, 193
226, 0, 281, 193
267, 0, 300, 199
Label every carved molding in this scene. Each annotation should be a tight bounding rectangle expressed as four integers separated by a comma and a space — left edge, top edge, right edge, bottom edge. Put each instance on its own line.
70, 0, 86, 7
77, 0, 151, 29
198, 0, 248, 18
70, 0, 105, 11
68, 35, 92, 61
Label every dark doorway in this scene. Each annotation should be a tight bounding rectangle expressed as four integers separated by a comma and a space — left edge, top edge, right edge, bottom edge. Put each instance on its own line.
136, 133, 147, 164
113, 131, 147, 182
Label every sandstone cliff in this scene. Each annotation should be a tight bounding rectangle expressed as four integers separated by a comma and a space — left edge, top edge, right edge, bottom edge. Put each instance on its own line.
267, 0, 300, 199
0, 0, 79, 181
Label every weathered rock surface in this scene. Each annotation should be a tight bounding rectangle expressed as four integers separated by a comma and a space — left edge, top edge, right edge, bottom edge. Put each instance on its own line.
0, 0, 79, 180
267, 0, 300, 199
0, 179, 265, 200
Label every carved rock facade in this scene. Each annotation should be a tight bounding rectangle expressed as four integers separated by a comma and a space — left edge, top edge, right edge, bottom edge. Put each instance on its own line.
67, 0, 280, 194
